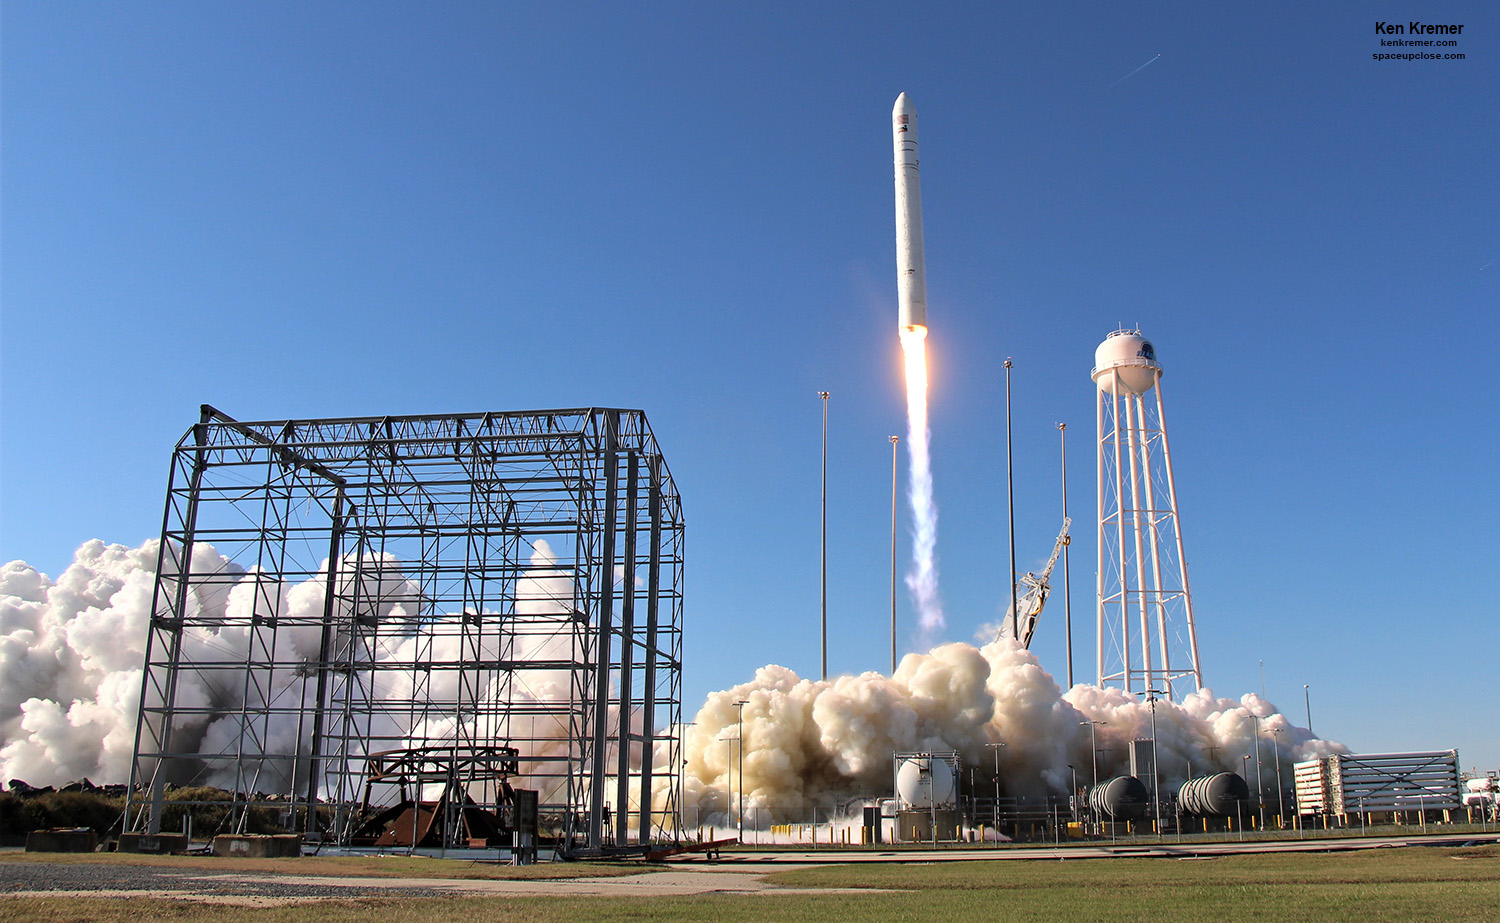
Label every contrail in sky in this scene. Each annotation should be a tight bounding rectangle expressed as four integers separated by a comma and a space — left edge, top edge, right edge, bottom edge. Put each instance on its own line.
1110, 53, 1162, 88
1480, 257, 1495, 271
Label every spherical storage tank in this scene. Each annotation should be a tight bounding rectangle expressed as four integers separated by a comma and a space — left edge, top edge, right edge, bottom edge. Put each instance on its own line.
1092, 329, 1161, 395
1088, 775, 1149, 820
895, 757, 955, 809
1177, 772, 1250, 816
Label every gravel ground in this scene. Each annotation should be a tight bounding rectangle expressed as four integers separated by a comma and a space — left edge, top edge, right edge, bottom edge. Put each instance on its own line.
0, 859, 454, 900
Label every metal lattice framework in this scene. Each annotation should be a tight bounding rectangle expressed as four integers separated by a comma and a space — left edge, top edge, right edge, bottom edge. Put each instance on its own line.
125, 406, 684, 852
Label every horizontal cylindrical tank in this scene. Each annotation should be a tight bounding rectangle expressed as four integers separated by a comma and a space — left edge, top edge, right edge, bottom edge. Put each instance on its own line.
895, 756, 955, 809
1088, 775, 1149, 820
1092, 329, 1161, 395
1177, 772, 1250, 816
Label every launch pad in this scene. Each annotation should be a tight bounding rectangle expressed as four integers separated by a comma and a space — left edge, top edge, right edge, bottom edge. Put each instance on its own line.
124, 406, 685, 854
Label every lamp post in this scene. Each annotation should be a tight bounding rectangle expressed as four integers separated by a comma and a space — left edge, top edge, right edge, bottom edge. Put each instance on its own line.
1004, 359, 1017, 641
734, 700, 749, 842
818, 392, 830, 680
1303, 684, 1312, 735
889, 434, 899, 675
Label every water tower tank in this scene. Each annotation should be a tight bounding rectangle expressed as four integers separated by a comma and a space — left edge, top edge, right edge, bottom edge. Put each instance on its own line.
895, 756, 955, 808
1092, 329, 1161, 395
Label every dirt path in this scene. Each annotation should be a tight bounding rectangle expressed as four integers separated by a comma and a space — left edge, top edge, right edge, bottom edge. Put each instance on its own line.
2, 858, 870, 905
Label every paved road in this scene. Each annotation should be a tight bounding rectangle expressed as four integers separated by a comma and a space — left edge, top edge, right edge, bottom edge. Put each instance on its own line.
686, 830, 1500, 865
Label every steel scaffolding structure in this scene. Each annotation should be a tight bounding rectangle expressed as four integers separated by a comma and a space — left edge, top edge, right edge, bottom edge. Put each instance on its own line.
125, 406, 684, 853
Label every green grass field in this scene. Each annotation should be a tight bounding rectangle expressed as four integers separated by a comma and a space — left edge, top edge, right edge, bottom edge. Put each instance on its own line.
3, 844, 1497, 922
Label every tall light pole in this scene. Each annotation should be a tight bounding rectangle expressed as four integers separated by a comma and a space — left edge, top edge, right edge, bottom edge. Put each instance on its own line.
1241, 755, 1252, 834
1080, 720, 1106, 790
735, 699, 749, 842
718, 732, 735, 835
1252, 713, 1265, 831
819, 391, 830, 680
985, 742, 1005, 839
1004, 359, 1017, 641
1303, 684, 1313, 735
1145, 691, 1166, 837
1081, 720, 1106, 835
1270, 727, 1285, 831
679, 721, 696, 838
1058, 422, 1073, 688
889, 434, 899, 675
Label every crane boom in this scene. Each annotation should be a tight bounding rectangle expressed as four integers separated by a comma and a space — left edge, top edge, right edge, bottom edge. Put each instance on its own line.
997, 517, 1071, 649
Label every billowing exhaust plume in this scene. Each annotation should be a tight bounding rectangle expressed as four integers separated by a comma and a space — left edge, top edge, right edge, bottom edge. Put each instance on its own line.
4, 538, 1345, 834
673, 641, 1344, 826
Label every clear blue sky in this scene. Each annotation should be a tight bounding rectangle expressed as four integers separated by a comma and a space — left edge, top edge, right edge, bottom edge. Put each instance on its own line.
4, 2, 1497, 768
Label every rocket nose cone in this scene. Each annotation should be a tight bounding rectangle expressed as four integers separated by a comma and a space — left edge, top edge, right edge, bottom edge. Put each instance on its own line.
894, 92, 915, 116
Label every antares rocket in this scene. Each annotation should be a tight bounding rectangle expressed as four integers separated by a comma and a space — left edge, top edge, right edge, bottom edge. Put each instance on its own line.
893, 92, 927, 334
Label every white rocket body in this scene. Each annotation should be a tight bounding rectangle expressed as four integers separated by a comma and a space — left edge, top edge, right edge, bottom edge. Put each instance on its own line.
893, 92, 927, 333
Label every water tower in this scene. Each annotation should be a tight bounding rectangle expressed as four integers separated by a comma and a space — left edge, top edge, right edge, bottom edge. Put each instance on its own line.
1092, 329, 1202, 696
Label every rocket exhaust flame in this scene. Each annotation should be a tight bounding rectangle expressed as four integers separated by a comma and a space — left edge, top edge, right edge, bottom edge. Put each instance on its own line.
900, 325, 942, 639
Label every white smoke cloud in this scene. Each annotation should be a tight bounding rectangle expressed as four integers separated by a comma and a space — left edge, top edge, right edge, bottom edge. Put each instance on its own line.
0, 539, 237, 785
670, 638, 1344, 826
3, 538, 1345, 832
0, 537, 573, 792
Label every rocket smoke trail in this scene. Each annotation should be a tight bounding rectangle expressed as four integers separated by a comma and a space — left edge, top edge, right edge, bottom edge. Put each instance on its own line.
901, 327, 942, 637
893, 93, 943, 638
1110, 52, 1162, 88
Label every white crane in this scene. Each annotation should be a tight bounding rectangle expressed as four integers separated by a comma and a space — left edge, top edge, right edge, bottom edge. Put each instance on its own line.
997, 517, 1070, 650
